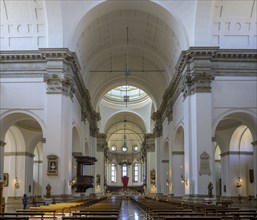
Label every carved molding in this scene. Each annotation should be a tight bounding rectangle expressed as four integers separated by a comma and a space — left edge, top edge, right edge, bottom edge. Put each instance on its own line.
4, 151, 34, 158
0, 140, 7, 147
251, 140, 257, 147
220, 151, 254, 157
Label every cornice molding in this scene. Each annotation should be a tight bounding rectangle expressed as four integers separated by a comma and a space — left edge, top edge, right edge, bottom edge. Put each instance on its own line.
220, 151, 253, 157
155, 47, 257, 133
4, 151, 35, 158
0, 48, 99, 137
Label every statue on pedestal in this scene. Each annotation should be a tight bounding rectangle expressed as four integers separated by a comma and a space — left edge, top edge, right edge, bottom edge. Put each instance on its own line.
208, 182, 213, 198
46, 184, 51, 198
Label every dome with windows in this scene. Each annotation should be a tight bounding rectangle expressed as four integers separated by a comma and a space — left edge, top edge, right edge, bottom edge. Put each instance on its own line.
103, 85, 150, 105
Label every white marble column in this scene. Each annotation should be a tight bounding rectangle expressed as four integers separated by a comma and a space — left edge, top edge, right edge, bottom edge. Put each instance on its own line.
184, 92, 214, 196
0, 141, 6, 181
155, 136, 162, 194
252, 140, 257, 197
43, 60, 73, 196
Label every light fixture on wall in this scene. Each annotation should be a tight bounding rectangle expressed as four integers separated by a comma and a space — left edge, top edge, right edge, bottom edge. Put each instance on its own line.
14, 177, 20, 189
69, 176, 76, 186
236, 177, 242, 188
181, 175, 188, 185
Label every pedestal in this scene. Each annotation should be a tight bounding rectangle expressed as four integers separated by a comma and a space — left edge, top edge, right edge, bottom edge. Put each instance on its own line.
43, 197, 53, 205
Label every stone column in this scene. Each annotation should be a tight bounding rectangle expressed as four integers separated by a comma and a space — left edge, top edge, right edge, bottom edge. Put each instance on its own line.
0, 181, 3, 213
43, 58, 74, 196
0, 141, 5, 214
252, 140, 257, 197
0, 141, 6, 181
182, 71, 215, 197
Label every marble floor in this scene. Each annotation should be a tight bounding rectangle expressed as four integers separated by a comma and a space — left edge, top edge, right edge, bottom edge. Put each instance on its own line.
119, 198, 146, 220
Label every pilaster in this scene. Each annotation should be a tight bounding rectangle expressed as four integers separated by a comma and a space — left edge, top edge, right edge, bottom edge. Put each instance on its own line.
0, 141, 6, 181
251, 141, 257, 197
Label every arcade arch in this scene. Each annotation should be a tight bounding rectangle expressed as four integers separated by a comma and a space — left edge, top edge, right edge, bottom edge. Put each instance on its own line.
214, 112, 255, 197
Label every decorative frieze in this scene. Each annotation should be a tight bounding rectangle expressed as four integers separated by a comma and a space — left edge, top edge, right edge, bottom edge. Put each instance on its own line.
152, 111, 162, 137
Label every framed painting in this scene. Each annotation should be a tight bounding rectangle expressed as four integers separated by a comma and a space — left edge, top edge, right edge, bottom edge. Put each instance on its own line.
47, 155, 58, 176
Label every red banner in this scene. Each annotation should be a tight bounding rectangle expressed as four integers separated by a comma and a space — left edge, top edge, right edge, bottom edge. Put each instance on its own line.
122, 176, 129, 189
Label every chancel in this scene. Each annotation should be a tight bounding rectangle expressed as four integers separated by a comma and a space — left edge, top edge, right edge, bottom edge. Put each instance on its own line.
0, 0, 256, 218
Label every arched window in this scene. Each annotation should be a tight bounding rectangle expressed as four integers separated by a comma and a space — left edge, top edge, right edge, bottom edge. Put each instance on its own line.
111, 163, 116, 182
122, 164, 128, 177
133, 163, 139, 182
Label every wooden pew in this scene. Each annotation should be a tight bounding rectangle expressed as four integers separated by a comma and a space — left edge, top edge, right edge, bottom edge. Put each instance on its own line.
1, 211, 44, 219
0, 217, 29, 220
62, 216, 118, 220
162, 217, 222, 220
17, 208, 57, 219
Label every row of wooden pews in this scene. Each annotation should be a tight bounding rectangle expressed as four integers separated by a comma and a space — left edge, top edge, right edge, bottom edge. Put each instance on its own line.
0, 196, 107, 219
62, 196, 121, 220
131, 196, 257, 220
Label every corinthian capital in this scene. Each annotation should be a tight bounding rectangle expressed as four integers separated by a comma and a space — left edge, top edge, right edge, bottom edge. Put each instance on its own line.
182, 71, 215, 98
44, 73, 74, 97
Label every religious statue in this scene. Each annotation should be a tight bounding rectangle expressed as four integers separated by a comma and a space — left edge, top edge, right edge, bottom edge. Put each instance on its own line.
45, 184, 51, 198
208, 182, 213, 198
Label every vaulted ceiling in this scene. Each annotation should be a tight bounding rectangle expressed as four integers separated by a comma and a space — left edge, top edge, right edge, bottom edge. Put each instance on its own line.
69, 1, 188, 109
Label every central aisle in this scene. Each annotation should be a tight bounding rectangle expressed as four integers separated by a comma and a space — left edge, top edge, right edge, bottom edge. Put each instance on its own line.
119, 197, 146, 220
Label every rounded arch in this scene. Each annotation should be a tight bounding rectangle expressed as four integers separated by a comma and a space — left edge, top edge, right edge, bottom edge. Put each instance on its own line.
84, 141, 90, 156
212, 110, 257, 141
0, 110, 46, 141
230, 125, 253, 152
162, 140, 169, 161
5, 126, 26, 152
104, 111, 146, 134
94, 76, 158, 112
174, 125, 185, 151
72, 125, 81, 153
67, 1, 189, 52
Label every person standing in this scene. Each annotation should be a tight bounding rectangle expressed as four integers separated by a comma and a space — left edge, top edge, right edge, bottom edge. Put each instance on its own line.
22, 194, 28, 209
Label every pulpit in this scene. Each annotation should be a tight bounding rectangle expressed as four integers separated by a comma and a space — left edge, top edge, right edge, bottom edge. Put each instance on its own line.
72, 156, 97, 192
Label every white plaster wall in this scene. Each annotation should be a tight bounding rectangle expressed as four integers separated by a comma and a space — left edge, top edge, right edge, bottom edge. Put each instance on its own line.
0, 0, 47, 50
212, 76, 257, 131
0, 78, 45, 109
